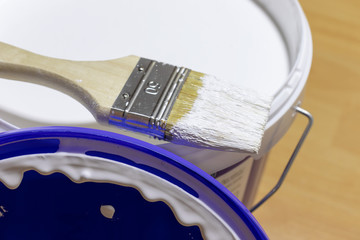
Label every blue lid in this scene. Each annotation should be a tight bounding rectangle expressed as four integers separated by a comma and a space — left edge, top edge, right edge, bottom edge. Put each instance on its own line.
0, 126, 268, 240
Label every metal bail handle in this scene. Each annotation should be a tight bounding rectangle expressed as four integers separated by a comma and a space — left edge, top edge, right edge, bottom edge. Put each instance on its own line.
250, 107, 314, 212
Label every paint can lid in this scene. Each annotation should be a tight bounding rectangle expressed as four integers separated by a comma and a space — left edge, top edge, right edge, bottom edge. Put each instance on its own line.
0, 126, 268, 239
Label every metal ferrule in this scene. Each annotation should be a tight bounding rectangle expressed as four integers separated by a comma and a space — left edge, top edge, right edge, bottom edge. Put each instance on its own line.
109, 58, 190, 138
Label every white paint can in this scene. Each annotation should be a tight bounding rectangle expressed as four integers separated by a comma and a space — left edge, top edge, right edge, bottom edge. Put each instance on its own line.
0, 0, 312, 207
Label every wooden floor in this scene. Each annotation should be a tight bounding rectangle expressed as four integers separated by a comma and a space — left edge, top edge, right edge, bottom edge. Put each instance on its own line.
252, 0, 360, 239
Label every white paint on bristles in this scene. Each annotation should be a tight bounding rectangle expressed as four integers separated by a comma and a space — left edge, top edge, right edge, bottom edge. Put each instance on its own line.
170, 74, 273, 153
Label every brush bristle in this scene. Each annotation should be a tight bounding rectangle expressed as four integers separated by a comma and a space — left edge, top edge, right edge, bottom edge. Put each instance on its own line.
165, 71, 273, 153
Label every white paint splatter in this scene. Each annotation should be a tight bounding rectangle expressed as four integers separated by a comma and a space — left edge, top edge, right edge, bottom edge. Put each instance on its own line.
100, 205, 115, 219
0, 206, 7, 217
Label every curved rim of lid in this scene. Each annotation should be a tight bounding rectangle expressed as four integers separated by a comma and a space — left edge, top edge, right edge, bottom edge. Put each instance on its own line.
0, 126, 268, 239
260, 0, 313, 119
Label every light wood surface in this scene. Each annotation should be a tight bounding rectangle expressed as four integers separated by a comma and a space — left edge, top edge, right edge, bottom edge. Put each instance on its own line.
0, 42, 139, 122
252, 0, 360, 239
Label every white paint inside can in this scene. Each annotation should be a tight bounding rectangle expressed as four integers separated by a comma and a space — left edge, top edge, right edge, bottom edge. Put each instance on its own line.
0, 0, 289, 126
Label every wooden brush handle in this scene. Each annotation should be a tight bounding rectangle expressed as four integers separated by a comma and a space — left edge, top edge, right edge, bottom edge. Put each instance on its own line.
0, 41, 140, 122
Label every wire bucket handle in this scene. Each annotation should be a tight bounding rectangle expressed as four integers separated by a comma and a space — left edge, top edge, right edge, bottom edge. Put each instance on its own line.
250, 107, 313, 212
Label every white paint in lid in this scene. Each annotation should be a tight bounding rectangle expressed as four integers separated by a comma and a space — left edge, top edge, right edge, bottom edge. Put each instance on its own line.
0, 153, 240, 240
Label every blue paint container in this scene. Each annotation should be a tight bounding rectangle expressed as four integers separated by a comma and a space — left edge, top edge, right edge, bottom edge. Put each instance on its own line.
0, 127, 267, 239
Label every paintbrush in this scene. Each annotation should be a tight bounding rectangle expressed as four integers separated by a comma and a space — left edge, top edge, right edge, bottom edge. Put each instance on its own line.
0, 41, 272, 153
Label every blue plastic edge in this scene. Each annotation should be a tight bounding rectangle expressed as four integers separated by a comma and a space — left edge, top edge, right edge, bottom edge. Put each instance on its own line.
0, 126, 268, 239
